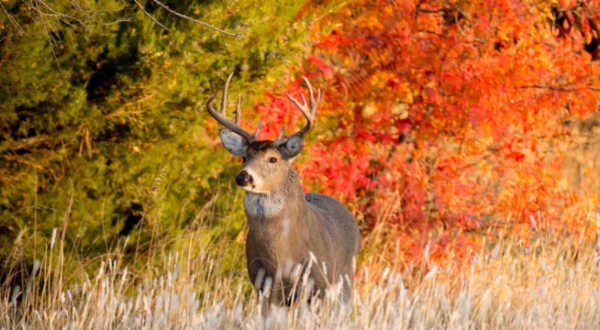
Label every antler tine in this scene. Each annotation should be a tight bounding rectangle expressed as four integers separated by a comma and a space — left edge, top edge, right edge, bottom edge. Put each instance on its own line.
275, 124, 286, 141
302, 76, 321, 119
302, 77, 314, 111
206, 73, 257, 143
234, 95, 242, 125
314, 89, 321, 117
286, 76, 321, 137
253, 120, 262, 140
220, 72, 235, 115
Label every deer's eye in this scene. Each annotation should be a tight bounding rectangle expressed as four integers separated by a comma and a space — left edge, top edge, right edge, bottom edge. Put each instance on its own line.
242, 157, 247, 163
269, 157, 277, 163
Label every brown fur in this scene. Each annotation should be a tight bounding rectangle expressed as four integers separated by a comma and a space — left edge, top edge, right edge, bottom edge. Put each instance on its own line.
208, 74, 359, 304
239, 141, 360, 305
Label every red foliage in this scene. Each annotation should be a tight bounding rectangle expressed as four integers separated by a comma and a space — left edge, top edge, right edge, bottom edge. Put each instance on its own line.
259, 0, 600, 263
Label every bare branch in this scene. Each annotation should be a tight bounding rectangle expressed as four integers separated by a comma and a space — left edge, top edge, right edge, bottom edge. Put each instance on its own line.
31, 0, 97, 35
453, 2, 486, 44
520, 85, 600, 92
389, 0, 401, 13
37, 0, 74, 103
150, 0, 244, 39
9, 135, 48, 151
66, 0, 130, 26
0, 0, 28, 35
133, 0, 167, 30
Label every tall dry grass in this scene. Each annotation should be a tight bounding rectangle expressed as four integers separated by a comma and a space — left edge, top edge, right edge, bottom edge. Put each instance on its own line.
2, 197, 600, 330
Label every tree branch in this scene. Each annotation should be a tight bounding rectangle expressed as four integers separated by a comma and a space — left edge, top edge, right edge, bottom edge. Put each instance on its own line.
520, 85, 600, 92
150, 0, 244, 39
0, 0, 28, 35
66, 0, 130, 26
133, 0, 167, 30
7, 136, 48, 151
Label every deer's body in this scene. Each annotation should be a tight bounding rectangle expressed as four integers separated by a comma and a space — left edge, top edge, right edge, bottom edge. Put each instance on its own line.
206, 74, 360, 306
243, 150, 360, 303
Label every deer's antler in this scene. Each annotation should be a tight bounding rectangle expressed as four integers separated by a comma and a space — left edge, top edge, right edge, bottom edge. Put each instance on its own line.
207, 72, 261, 143
281, 77, 321, 141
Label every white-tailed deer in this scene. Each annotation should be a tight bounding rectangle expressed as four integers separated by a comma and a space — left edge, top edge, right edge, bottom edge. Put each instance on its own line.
206, 73, 360, 305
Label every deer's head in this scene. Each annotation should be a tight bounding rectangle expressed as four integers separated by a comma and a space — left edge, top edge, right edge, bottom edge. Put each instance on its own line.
207, 73, 320, 194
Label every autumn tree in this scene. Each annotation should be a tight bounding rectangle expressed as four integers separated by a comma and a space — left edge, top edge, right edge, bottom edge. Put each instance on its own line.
258, 0, 600, 262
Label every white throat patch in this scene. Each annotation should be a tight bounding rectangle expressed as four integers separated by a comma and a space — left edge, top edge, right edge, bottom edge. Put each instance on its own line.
244, 192, 284, 218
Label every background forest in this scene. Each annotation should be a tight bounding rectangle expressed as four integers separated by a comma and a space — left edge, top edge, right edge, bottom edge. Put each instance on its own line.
2, 0, 600, 328
1, 0, 314, 265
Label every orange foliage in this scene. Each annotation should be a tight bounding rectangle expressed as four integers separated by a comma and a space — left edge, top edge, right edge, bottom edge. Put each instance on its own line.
259, 0, 600, 263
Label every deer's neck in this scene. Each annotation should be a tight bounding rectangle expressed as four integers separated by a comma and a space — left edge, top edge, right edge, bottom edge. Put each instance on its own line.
243, 192, 285, 218
243, 168, 308, 224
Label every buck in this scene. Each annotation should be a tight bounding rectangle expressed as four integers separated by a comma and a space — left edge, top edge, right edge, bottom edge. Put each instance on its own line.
206, 73, 360, 305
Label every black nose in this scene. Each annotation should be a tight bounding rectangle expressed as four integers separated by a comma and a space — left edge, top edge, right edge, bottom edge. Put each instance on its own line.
236, 170, 253, 187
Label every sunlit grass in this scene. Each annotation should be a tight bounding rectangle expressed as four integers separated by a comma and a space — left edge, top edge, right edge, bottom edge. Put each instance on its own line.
2, 196, 600, 329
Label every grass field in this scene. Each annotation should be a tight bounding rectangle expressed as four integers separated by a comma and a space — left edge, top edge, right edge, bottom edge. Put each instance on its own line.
2, 202, 600, 330
2, 118, 599, 329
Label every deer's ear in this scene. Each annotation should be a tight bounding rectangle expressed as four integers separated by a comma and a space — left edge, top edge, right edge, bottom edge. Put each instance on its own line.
220, 129, 248, 158
278, 133, 304, 160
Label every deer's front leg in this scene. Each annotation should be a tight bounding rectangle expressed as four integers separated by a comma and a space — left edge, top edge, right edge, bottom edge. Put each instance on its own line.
245, 235, 263, 289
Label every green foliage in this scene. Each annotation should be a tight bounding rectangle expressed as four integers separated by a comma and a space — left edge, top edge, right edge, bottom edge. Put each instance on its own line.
0, 0, 312, 268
